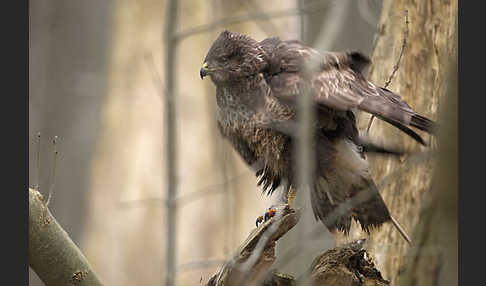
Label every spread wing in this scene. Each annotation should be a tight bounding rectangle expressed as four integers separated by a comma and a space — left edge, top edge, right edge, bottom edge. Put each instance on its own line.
264, 40, 437, 145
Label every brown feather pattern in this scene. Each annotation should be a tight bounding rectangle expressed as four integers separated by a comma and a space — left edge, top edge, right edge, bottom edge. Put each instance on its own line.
201, 31, 436, 237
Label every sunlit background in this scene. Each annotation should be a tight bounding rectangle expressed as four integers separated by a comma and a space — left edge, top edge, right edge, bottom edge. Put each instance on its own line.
29, 1, 383, 285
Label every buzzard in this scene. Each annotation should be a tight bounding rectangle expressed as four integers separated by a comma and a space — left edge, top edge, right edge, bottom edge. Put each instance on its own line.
200, 30, 436, 243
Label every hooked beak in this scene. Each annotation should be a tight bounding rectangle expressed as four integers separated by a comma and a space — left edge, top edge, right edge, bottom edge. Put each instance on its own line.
200, 62, 209, 79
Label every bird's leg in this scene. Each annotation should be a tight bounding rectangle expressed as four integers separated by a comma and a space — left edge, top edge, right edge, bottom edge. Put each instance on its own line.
256, 187, 298, 227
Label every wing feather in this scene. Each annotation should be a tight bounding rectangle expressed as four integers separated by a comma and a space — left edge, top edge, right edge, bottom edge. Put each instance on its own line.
266, 40, 437, 144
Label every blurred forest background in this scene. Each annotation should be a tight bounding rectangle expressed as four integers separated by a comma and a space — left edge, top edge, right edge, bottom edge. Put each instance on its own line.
29, 0, 456, 285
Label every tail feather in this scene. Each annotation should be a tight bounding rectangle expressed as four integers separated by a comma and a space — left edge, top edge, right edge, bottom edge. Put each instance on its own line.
310, 175, 392, 234
411, 114, 438, 135
364, 87, 438, 145
310, 177, 352, 233
352, 181, 391, 233
358, 135, 405, 156
310, 138, 411, 244
377, 115, 428, 146
311, 174, 412, 244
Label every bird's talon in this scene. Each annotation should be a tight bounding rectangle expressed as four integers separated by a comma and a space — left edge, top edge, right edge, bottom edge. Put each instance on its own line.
256, 207, 278, 227
265, 207, 277, 221
256, 215, 264, 227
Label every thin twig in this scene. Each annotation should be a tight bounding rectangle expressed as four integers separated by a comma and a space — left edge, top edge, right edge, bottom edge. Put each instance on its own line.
46, 136, 58, 206
298, 0, 306, 42
117, 198, 164, 208
144, 52, 165, 99
247, 0, 281, 36
175, 171, 250, 205
365, 114, 376, 135
115, 170, 251, 209
207, 207, 299, 285
384, 10, 409, 89
366, 9, 409, 135
164, 0, 179, 284
176, 258, 226, 273
220, 141, 232, 258
35, 132, 41, 191
174, 0, 330, 42
237, 209, 285, 276
357, 0, 381, 28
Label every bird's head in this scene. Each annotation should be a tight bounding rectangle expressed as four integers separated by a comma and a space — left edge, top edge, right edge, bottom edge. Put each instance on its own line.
200, 30, 267, 84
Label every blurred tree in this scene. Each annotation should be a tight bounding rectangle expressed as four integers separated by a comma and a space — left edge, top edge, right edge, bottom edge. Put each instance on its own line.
399, 22, 457, 286
81, 1, 296, 285
29, 1, 113, 284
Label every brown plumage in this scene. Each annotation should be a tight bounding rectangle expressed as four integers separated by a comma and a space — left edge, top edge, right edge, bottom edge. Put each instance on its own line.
200, 30, 436, 242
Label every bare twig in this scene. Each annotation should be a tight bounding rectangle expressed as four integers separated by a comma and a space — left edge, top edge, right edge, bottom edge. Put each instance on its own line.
206, 207, 300, 286
357, 0, 381, 28
247, 0, 281, 36
384, 10, 409, 89
117, 197, 164, 208
297, 5, 315, 192
116, 170, 251, 209
144, 52, 165, 99
176, 171, 250, 205
366, 9, 409, 134
174, 0, 330, 42
176, 258, 227, 273
365, 114, 376, 135
298, 0, 306, 42
220, 144, 233, 257
46, 136, 58, 206
164, 0, 179, 285
29, 188, 103, 285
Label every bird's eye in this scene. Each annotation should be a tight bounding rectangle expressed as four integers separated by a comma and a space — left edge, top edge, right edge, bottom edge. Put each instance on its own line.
219, 52, 236, 62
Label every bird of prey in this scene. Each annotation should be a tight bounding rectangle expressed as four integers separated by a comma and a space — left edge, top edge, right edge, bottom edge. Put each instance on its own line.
200, 30, 436, 243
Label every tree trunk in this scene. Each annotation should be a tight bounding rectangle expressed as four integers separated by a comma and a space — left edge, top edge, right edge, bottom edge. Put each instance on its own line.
399, 29, 457, 286
335, 1, 457, 285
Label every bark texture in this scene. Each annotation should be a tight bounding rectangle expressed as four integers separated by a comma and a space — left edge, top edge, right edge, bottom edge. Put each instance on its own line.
335, 1, 457, 285
206, 207, 301, 286
399, 38, 457, 286
206, 208, 390, 286
29, 188, 103, 286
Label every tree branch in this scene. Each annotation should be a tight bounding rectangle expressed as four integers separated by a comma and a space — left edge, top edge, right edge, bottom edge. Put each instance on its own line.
29, 188, 103, 285
164, 0, 179, 285
204, 207, 390, 286
299, 240, 390, 286
399, 29, 457, 286
206, 207, 300, 286
366, 9, 409, 135
174, 0, 330, 42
